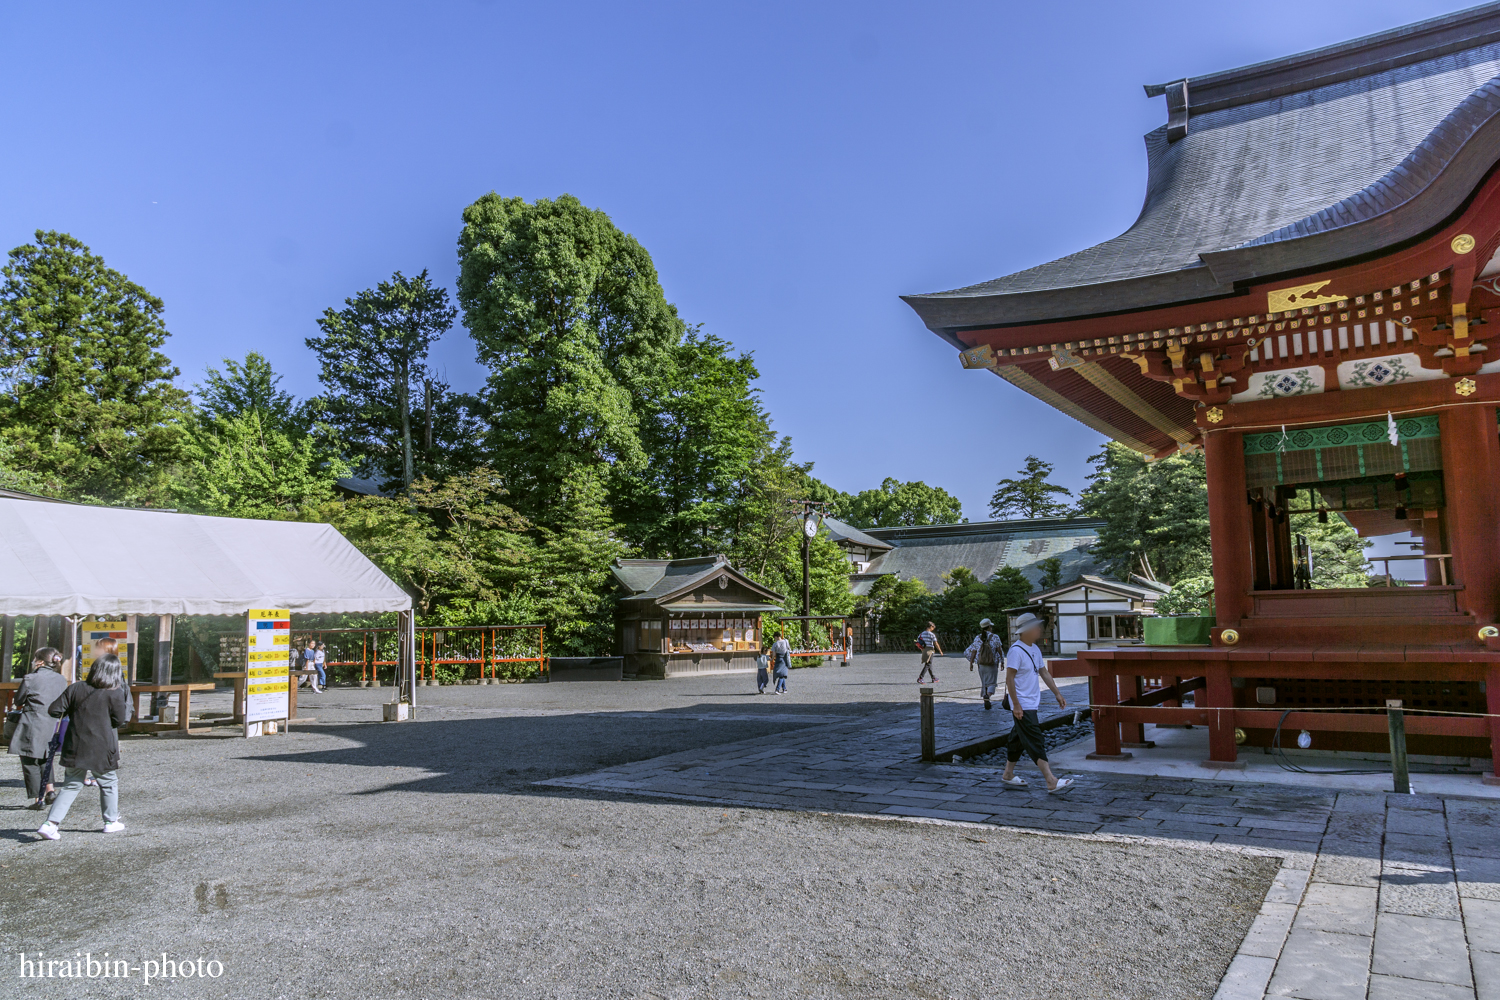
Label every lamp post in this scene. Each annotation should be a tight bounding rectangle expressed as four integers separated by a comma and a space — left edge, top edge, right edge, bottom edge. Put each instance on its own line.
789, 500, 830, 650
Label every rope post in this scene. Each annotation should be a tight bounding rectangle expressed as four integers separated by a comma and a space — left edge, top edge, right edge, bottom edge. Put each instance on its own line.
1387, 699, 1410, 794
920, 687, 936, 761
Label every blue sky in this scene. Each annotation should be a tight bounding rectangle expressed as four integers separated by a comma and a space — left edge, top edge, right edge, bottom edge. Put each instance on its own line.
0, 1, 1466, 522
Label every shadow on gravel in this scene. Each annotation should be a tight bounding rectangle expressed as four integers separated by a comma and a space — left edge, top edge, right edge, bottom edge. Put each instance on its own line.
245, 701, 898, 798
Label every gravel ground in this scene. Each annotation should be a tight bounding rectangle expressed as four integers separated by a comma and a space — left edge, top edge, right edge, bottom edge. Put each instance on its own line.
0, 655, 1275, 999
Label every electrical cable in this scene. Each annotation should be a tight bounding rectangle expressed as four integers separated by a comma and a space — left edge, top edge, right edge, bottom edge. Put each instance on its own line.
1270, 708, 1388, 775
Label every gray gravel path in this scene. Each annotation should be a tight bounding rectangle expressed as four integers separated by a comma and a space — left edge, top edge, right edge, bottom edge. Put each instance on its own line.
0, 655, 1273, 999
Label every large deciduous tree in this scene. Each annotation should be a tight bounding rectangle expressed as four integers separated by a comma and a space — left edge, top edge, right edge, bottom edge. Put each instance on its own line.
308, 270, 475, 489
0, 230, 189, 501
1078, 442, 1210, 584
842, 478, 964, 528
457, 193, 684, 517
989, 455, 1073, 519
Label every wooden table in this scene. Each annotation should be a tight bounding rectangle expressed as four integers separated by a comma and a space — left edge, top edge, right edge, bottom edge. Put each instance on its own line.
127, 683, 215, 734
214, 670, 315, 726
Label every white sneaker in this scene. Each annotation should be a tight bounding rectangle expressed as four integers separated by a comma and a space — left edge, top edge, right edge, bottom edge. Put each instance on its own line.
36, 822, 59, 841
102, 821, 125, 834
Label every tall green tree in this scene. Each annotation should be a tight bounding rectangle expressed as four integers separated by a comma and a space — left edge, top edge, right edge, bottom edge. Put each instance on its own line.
308, 270, 474, 489
1078, 442, 1210, 584
842, 478, 964, 528
1290, 511, 1371, 588
457, 193, 684, 518
613, 330, 769, 556
989, 455, 1073, 519
0, 230, 189, 501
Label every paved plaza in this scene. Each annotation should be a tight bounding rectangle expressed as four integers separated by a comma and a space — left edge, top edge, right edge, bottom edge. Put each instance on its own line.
0, 653, 1494, 999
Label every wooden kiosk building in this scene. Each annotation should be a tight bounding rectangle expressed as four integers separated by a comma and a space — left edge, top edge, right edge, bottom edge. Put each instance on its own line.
611, 556, 784, 678
904, 6, 1500, 781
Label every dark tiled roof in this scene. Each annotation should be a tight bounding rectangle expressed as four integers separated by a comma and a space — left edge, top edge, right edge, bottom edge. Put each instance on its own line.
856, 517, 1106, 594
611, 555, 784, 605
905, 4, 1500, 331
821, 516, 894, 551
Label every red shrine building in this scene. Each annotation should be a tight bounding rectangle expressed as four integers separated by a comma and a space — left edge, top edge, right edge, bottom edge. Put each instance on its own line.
904, 6, 1500, 783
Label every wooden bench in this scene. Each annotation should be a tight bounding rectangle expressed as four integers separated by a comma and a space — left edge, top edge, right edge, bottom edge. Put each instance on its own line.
214, 670, 315, 725
126, 683, 215, 734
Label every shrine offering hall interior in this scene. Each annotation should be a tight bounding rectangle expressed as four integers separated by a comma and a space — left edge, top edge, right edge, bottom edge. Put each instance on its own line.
904, 3, 1500, 782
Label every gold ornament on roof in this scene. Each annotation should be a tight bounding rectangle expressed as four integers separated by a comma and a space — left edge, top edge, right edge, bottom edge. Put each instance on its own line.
1452, 233, 1476, 254
1205, 406, 1225, 424
1455, 377, 1478, 396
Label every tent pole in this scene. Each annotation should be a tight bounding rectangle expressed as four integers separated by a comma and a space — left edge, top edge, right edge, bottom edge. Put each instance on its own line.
62, 617, 79, 684
156, 615, 174, 686
399, 610, 416, 707
0, 616, 12, 681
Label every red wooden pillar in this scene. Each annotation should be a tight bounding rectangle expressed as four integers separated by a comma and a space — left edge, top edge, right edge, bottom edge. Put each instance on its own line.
1201, 662, 1243, 767
1421, 513, 1448, 585
1206, 429, 1253, 623
1120, 673, 1150, 746
1486, 664, 1500, 785
1441, 404, 1500, 624
1086, 669, 1131, 760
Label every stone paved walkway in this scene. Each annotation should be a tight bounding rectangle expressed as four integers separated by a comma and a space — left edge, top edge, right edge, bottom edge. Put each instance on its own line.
541, 700, 1500, 1000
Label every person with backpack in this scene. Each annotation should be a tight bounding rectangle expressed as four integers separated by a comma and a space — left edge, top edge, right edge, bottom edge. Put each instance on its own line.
36, 653, 131, 840
964, 618, 1005, 710
770, 632, 792, 695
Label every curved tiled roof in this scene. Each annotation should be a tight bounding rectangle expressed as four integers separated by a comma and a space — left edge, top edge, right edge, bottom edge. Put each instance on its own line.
905, 4, 1500, 333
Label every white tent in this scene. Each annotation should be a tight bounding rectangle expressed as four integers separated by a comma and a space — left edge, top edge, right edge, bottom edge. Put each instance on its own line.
0, 496, 411, 616
0, 493, 417, 706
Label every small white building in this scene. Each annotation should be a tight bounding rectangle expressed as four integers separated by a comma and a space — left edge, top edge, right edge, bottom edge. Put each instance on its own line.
1006, 575, 1169, 657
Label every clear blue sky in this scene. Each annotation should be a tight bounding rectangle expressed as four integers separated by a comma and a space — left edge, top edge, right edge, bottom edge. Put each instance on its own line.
0, 1, 1465, 521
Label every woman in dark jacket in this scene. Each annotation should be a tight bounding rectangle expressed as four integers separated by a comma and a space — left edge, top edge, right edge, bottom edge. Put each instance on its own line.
36, 654, 129, 840
8, 647, 68, 808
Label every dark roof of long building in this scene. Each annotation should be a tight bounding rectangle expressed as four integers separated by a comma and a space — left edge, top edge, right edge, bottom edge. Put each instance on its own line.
905, 3, 1500, 334
853, 516, 1107, 595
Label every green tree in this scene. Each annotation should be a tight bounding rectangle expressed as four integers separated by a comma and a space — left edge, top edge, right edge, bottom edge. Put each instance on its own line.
1037, 556, 1063, 590
1079, 442, 1210, 584
0, 230, 189, 501
613, 330, 769, 556
196, 351, 304, 431
308, 270, 473, 489
842, 478, 964, 528
1154, 574, 1215, 617
175, 411, 348, 520
989, 455, 1073, 519
457, 193, 683, 517
988, 565, 1033, 613
1290, 511, 1371, 588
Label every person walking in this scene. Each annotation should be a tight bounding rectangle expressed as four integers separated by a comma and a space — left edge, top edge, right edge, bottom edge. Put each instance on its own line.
998, 613, 1073, 793
36, 653, 131, 840
9, 647, 68, 809
964, 618, 1005, 711
312, 642, 328, 693
915, 622, 942, 685
755, 640, 771, 695
770, 632, 792, 695
843, 623, 855, 666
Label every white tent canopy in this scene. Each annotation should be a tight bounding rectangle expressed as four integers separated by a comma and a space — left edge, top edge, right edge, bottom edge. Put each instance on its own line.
0, 496, 412, 617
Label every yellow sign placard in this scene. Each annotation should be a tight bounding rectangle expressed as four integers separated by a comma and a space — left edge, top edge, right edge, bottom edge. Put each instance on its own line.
248, 609, 291, 619
245, 608, 291, 726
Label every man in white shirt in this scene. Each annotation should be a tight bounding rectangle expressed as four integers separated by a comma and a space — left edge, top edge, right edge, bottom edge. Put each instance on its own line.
1000, 613, 1074, 793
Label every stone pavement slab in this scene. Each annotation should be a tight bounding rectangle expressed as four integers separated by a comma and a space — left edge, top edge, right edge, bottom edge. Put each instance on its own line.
1372, 912, 1474, 987
1266, 927, 1372, 999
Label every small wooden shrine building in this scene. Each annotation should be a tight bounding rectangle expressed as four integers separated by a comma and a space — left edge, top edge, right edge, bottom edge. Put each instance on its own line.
904, 6, 1500, 782
611, 555, 784, 678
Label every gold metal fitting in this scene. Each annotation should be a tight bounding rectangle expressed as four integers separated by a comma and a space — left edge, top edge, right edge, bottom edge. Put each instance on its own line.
1206, 406, 1225, 424
1219, 628, 1240, 645
1234, 728, 1247, 746
1452, 233, 1476, 254
1480, 626, 1499, 640
1456, 377, 1478, 396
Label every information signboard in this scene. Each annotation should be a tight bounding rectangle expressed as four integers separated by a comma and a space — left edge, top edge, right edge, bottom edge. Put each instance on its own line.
245, 609, 290, 727
79, 618, 134, 679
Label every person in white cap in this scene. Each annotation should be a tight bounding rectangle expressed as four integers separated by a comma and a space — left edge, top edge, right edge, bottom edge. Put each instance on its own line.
964, 618, 1005, 710
1000, 612, 1074, 794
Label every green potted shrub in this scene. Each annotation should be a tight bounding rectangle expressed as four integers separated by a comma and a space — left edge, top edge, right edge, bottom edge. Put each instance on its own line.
1144, 575, 1215, 645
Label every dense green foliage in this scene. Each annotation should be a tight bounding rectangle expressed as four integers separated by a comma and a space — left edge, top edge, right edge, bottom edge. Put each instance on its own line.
864, 564, 1032, 646
0, 231, 189, 503
1079, 443, 1210, 585
1153, 574, 1215, 617
989, 455, 1073, 519
1290, 511, 1372, 588
840, 477, 964, 528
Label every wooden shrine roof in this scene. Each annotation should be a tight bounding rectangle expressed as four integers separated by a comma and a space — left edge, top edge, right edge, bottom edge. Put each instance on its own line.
905, 3, 1500, 333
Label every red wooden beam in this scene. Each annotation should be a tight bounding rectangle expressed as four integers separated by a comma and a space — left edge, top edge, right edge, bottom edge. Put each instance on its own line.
1099, 705, 1488, 737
